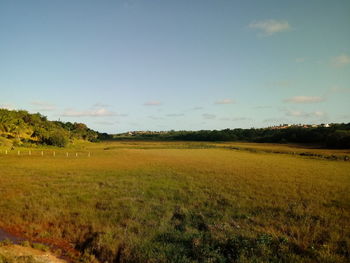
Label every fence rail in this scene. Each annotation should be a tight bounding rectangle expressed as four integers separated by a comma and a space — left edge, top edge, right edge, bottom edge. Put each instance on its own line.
0, 149, 91, 158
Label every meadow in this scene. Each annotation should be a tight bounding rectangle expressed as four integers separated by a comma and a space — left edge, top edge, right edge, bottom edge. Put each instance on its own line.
0, 141, 349, 262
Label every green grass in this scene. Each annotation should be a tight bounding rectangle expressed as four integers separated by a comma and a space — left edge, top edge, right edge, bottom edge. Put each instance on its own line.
0, 141, 349, 262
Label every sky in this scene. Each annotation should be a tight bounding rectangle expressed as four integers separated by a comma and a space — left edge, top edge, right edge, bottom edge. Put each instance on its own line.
1, 0, 349, 133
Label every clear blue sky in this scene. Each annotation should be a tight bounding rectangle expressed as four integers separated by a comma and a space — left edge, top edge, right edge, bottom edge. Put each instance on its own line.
1, 0, 349, 133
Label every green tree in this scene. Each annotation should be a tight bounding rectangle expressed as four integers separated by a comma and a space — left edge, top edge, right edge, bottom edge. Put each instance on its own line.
46, 131, 69, 147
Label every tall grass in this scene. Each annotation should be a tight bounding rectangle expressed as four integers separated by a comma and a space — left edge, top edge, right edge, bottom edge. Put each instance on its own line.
0, 141, 349, 262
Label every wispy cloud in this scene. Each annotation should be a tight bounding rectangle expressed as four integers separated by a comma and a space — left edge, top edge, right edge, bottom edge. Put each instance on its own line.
93, 102, 110, 108
144, 101, 161, 106
31, 101, 56, 111
148, 115, 164, 120
192, 106, 203, 110
253, 105, 272, 109
232, 117, 251, 121
295, 57, 306, 63
202, 113, 216, 119
215, 99, 234, 105
267, 80, 290, 88
166, 113, 184, 117
331, 54, 350, 68
220, 117, 250, 121
284, 96, 325, 103
286, 110, 326, 118
62, 108, 118, 117
249, 19, 291, 36
264, 118, 286, 123
185, 106, 204, 112
329, 85, 350, 93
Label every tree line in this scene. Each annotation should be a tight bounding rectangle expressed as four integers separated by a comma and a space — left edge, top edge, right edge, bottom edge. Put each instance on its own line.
2, 108, 349, 148
0, 109, 101, 147
114, 124, 350, 148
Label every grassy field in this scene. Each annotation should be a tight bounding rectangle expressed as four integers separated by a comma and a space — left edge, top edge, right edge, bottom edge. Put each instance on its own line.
0, 141, 349, 262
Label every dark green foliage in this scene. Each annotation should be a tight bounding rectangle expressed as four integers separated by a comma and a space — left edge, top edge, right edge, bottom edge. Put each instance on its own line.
114, 123, 350, 149
45, 131, 69, 147
0, 108, 100, 147
326, 130, 350, 148
131, 208, 328, 263
97, 132, 113, 140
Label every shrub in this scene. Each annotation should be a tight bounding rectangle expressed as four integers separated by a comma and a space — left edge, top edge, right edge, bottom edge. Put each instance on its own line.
46, 131, 69, 147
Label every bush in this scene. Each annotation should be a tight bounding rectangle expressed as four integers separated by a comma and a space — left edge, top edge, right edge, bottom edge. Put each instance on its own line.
46, 131, 69, 147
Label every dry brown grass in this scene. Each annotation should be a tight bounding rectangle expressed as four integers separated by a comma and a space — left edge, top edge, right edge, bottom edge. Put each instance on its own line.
0, 141, 349, 262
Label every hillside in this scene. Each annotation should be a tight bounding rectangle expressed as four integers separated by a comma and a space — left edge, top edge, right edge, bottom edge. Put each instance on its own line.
0, 109, 100, 147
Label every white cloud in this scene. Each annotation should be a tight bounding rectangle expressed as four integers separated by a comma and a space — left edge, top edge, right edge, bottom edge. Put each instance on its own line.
215, 99, 234, 104
166, 113, 184, 117
264, 118, 286, 123
220, 117, 250, 121
93, 102, 110, 108
295, 57, 305, 63
286, 110, 326, 118
313, 111, 326, 117
232, 117, 251, 121
144, 101, 161, 106
286, 110, 305, 117
329, 85, 350, 93
30, 101, 56, 111
202, 113, 216, 119
267, 81, 290, 88
254, 105, 272, 109
331, 54, 350, 68
62, 108, 117, 117
249, 19, 291, 36
192, 107, 203, 110
148, 115, 163, 120
284, 96, 325, 103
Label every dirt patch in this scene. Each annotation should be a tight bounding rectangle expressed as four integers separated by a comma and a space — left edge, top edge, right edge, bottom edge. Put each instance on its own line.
0, 226, 79, 262
0, 244, 67, 263
0, 228, 24, 243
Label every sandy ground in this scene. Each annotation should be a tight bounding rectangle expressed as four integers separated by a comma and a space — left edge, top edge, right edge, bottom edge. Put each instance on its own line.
0, 245, 67, 263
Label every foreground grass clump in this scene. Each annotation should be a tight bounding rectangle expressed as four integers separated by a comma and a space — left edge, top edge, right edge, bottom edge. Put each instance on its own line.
0, 141, 349, 262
